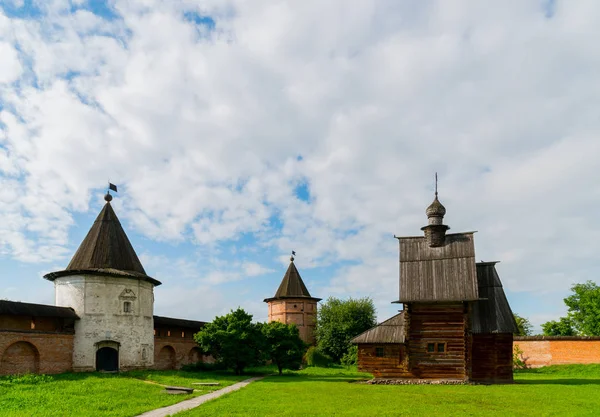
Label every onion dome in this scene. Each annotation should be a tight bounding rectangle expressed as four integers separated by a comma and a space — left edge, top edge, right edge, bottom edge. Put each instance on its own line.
426, 195, 446, 218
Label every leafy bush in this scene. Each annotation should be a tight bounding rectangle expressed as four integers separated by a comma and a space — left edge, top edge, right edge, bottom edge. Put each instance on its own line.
513, 345, 528, 369
340, 345, 358, 366
194, 308, 265, 375
304, 346, 333, 367
316, 297, 376, 363
262, 321, 306, 375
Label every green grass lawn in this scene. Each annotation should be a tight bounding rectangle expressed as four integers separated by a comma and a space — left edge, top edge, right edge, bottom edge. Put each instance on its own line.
0, 369, 248, 417
2, 365, 599, 417
176, 365, 600, 417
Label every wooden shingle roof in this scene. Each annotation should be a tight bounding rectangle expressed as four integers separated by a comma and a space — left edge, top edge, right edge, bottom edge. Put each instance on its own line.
0, 300, 78, 319
153, 315, 206, 330
264, 260, 321, 302
394, 232, 479, 303
351, 312, 406, 344
44, 201, 161, 286
471, 262, 518, 334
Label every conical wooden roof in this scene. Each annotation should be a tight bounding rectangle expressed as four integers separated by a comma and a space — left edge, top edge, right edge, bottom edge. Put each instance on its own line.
44, 199, 160, 285
264, 259, 320, 302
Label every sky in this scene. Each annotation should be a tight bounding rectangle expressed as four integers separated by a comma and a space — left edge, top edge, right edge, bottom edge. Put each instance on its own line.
0, 0, 598, 332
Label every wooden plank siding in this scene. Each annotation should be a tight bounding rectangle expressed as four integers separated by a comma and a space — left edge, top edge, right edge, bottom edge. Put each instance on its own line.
397, 233, 479, 303
405, 302, 470, 379
472, 333, 514, 383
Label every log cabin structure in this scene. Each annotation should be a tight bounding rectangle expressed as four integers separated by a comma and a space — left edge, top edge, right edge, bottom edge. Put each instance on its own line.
352, 188, 517, 383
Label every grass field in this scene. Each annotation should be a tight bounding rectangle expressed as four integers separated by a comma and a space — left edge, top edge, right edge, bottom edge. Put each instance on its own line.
0, 369, 248, 417
176, 365, 600, 417
1, 365, 599, 416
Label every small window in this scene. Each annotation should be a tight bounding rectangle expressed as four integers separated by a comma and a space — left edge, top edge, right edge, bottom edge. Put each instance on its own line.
167, 330, 171, 337
154, 329, 157, 336
31, 318, 36, 330
427, 342, 447, 353
376, 347, 385, 357
123, 301, 131, 313
181, 331, 185, 338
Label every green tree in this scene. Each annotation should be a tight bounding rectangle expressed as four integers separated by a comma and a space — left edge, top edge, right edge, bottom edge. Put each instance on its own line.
564, 281, 600, 336
513, 314, 533, 336
316, 297, 376, 363
261, 321, 306, 375
194, 308, 264, 375
541, 316, 577, 336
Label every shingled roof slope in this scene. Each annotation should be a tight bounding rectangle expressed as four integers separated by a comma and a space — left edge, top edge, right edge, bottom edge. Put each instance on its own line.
264, 260, 321, 302
0, 300, 78, 319
44, 201, 161, 285
471, 262, 518, 334
394, 232, 479, 303
153, 315, 206, 330
351, 312, 405, 344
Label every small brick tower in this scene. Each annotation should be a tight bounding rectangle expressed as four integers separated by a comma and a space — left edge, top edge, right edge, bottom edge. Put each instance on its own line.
264, 254, 321, 345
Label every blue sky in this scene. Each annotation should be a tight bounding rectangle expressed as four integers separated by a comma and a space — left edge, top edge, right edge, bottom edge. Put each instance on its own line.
1, 0, 599, 332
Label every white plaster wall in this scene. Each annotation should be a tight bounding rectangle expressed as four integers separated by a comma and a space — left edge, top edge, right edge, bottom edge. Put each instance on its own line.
54, 275, 155, 371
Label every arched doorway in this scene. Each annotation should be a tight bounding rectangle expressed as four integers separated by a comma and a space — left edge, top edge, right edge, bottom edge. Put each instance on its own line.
0, 341, 40, 374
187, 347, 202, 365
156, 345, 176, 370
96, 347, 119, 372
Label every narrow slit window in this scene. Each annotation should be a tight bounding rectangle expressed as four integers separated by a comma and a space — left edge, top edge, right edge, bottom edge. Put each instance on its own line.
375, 347, 384, 357
181, 331, 185, 338
123, 301, 131, 313
167, 330, 171, 337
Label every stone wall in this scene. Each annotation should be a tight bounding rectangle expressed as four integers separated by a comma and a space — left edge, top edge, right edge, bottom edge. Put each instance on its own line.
54, 274, 155, 371
0, 331, 74, 375
514, 336, 600, 367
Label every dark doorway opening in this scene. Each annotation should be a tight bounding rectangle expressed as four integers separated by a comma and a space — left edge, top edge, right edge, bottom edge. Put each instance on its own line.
96, 347, 119, 372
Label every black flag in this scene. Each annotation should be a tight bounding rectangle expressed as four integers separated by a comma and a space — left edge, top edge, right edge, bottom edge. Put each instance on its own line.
109, 183, 118, 192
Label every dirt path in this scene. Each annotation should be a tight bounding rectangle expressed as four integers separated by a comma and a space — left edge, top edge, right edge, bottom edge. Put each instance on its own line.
135, 376, 264, 417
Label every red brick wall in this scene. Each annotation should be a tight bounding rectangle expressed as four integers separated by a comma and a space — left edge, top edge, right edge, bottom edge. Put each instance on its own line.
0, 331, 74, 375
514, 337, 600, 367
154, 337, 211, 369
267, 299, 317, 345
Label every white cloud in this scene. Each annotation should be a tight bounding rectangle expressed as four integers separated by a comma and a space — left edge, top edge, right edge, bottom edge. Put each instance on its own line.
0, 42, 22, 83
0, 1, 599, 323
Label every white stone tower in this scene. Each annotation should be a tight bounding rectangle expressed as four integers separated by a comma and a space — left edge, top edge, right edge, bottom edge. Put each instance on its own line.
44, 192, 161, 372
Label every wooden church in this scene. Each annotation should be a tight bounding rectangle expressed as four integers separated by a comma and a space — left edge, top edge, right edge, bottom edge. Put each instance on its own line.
352, 188, 517, 383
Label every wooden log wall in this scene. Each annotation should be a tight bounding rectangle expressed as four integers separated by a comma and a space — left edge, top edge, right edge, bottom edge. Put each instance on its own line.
472, 333, 513, 383
356, 344, 408, 378
405, 302, 469, 379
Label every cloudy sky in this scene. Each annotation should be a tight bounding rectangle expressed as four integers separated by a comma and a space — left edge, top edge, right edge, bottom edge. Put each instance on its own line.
1, 0, 598, 331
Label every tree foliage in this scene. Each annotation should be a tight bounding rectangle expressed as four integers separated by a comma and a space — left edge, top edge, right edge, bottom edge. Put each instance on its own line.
194, 308, 264, 375
541, 316, 577, 336
540, 281, 600, 336
513, 314, 533, 336
563, 281, 600, 336
316, 297, 376, 362
261, 321, 306, 375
